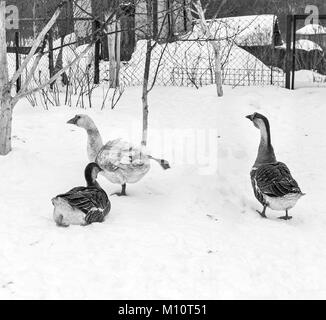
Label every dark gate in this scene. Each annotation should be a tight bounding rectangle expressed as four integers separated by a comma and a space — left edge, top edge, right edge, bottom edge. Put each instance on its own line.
286, 14, 326, 89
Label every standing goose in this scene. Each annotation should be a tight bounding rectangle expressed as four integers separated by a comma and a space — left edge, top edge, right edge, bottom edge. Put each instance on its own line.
67, 114, 170, 196
52, 162, 111, 227
246, 112, 304, 220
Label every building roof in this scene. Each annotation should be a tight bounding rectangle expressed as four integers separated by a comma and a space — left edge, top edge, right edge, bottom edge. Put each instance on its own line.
276, 39, 323, 52
296, 24, 326, 35
183, 15, 281, 46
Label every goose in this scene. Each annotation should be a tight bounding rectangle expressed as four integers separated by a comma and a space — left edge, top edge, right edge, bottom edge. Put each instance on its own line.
67, 114, 170, 196
246, 112, 304, 220
52, 162, 111, 227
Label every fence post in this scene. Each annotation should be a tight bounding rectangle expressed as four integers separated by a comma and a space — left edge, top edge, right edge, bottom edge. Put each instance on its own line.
15, 31, 21, 93
291, 15, 297, 90
94, 20, 100, 85
285, 15, 292, 89
107, 14, 118, 88
48, 30, 54, 89
115, 19, 121, 87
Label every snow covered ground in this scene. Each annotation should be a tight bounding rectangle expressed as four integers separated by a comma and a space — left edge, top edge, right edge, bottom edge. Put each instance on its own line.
0, 84, 326, 299
295, 70, 326, 88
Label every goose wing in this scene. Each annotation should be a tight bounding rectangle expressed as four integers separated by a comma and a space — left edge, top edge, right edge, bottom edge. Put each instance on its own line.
255, 162, 302, 198
96, 139, 148, 171
56, 187, 109, 214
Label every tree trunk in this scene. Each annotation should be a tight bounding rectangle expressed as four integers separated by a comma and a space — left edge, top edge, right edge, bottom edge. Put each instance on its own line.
141, 0, 153, 147
0, 97, 13, 155
141, 39, 152, 147
213, 43, 223, 97
193, 0, 224, 97
0, 1, 12, 155
107, 13, 118, 88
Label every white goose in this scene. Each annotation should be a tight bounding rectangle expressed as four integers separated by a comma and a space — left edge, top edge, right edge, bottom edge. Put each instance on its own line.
67, 114, 170, 196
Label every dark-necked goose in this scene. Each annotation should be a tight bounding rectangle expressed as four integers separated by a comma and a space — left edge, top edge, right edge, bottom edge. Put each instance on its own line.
52, 162, 111, 227
246, 112, 304, 220
67, 115, 170, 196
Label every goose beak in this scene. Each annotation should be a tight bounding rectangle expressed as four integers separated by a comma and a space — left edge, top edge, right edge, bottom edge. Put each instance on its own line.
246, 114, 254, 121
67, 116, 78, 125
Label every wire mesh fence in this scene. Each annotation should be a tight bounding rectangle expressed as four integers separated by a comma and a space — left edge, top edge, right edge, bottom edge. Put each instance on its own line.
6, 12, 288, 107
114, 36, 286, 89
115, 14, 287, 88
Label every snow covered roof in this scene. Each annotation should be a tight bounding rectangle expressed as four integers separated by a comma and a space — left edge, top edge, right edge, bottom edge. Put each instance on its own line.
296, 24, 326, 35
276, 39, 323, 52
183, 15, 281, 46
120, 39, 275, 87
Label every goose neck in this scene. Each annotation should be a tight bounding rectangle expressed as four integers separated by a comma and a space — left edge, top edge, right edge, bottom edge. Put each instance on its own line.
255, 120, 277, 166
86, 127, 104, 162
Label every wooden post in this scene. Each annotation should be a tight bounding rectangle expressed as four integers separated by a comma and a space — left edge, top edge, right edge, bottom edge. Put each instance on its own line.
285, 15, 292, 90
107, 13, 118, 88
291, 15, 297, 90
15, 31, 21, 93
153, 0, 158, 39
115, 19, 121, 87
94, 21, 100, 85
48, 30, 54, 89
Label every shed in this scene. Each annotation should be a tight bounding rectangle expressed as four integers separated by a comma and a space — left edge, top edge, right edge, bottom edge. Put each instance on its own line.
135, 0, 193, 41
185, 14, 283, 47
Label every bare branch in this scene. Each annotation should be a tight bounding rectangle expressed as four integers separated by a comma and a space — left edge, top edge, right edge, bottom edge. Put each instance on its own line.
10, 0, 68, 86
193, 0, 223, 97
19, 40, 47, 94
12, 43, 93, 104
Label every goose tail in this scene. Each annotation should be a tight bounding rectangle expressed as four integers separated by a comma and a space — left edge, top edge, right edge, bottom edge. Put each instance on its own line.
148, 156, 171, 170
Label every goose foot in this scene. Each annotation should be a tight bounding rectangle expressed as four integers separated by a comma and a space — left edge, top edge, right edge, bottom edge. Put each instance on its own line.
278, 216, 293, 220
111, 184, 127, 197
111, 192, 127, 197
278, 210, 292, 220
256, 205, 267, 218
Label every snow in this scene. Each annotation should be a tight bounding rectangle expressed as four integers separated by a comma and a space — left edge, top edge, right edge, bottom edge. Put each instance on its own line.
276, 39, 323, 52
297, 24, 326, 35
120, 15, 285, 88
1, 84, 326, 299
295, 70, 326, 88
121, 39, 278, 87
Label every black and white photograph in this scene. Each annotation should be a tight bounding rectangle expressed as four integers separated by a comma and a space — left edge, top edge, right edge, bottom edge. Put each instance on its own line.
0, 0, 325, 301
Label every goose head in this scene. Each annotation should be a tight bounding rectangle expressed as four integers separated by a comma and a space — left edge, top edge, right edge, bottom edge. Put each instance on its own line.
67, 114, 97, 131
246, 112, 270, 130
85, 162, 103, 187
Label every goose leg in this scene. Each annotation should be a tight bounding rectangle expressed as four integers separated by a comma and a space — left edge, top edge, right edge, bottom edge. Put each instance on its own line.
278, 210, 293, 220
120, 184, 126, 196
256, 205, 267, 218
112, 184, 127, 196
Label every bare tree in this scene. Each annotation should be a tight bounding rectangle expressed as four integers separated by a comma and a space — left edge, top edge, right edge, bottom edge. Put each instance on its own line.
192, 0, 227, 97
141, 0, 153, 147
141, 0, 189, 146
0, 0, 121, 155
0, 1, 11, 155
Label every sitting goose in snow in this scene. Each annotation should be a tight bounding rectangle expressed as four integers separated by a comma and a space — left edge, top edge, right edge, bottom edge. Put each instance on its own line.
246, 112, 304, 220
67, 114, 170, 196
52, 162, 111, 227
